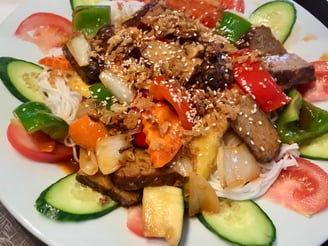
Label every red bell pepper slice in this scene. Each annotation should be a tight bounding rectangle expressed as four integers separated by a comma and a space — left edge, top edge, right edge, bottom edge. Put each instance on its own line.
149, 76, 194, 130
231, 49, 290, 113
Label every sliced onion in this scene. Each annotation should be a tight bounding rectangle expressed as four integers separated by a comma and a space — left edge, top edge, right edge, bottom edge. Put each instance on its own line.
187, 172, 220, 217
210, 143, 299, 200
79, 148, 98, 176
99, 70, 135, 104
96, 134, 132, 175
220, 143, 261, 189
66, 33, 91, 67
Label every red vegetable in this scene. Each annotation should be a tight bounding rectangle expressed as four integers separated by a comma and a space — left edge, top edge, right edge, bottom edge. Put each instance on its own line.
149, 76, 194, 130
220, 0, 245, 13
68, 114, 108, 151
133, 131, 148, 148
7, 120, 73, 163
232, 49, 290, 113
38, 56, 73, 70
127, 205, 145, 237
264, 157, 328, 216
142, 102, 184, 168
297, 60, 328, 102
165, 0, 244, 28
15, 12, 72, 53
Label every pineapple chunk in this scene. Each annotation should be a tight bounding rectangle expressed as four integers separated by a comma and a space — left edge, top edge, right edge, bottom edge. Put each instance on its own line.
190, 130, 221, 179
67, 75, 90, 98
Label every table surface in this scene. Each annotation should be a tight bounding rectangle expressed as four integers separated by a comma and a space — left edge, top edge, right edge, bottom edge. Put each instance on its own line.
0, 0, 327, 246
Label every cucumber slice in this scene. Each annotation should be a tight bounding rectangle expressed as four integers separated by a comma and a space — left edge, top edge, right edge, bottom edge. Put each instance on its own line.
0, 57, 44, 102
35, 173, 119, 221
248, 1, 296, 43
143, 186, 184, 246
70, 0, 110, 10
198, 198, 276, 246
300, 133, 328, 160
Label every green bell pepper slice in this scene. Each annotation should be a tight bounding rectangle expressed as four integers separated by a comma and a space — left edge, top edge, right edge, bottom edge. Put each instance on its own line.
14, 101, 68, 141
215, 11, 252, 43
72, 5, 111, 36
277, 89, 328, 144
89, 83, 113, 109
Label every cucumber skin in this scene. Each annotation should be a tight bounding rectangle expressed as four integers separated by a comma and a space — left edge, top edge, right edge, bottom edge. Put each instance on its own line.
0, 57, 43, 102
198, 199, 276, 246
249, 1, 296, 43
300, 133, 328, 160
35, 173, 119, 221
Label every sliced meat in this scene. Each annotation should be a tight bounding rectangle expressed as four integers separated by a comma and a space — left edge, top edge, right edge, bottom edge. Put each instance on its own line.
63, 45, 104, 84
110, 149, 186, 191
186, 42, 233, 90
263, 53, 316, 90
237, 25, 287, 56
140, 3, 201, 40
229, 94, 281, 163
76, 170, 142, 206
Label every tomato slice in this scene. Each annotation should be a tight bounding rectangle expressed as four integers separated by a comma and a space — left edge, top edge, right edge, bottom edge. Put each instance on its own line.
264, 157, 328, 216
220, 0, 245, 13
297, 61, 328, 102
15, 12, 72, 53
165, 0, 244, 28
7, 121, 73, 163
127, 205, 145, 237
165, 0, 225, 28
149, 76, 194, 130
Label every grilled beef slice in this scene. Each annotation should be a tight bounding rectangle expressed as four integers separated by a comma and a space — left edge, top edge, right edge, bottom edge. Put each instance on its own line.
76, 170, 142, 206
229, 94, 281, 163
263, 53, 316, 90
237, 25, 287, 56
110, 149, 186, 191
237, 25, 315, 90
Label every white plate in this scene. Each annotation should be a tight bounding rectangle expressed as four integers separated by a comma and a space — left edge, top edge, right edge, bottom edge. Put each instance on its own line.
0, 0, 328, 245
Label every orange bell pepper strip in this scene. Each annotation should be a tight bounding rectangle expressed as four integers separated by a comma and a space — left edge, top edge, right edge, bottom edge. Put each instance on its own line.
142, 102, 185, 168
38, 56, 73, 70
149, 76, 194, 130
68, 114, 108, 151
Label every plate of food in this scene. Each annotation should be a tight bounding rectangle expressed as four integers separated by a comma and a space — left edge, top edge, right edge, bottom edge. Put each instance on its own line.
0, 0, 328, 245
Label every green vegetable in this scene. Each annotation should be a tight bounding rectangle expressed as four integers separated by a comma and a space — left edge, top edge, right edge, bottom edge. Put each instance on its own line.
300, 132, 328, 160
70, 0, 110, 10
89, 83, 113, 109
277, 89, 328, 144
35, 172, 119, 221
215, 11, 252, 43
72, 5, 111, 36
248, 0, 296, 43
14, 101, 68, 141
0, 57, 44, 102
198, 198, 276, 246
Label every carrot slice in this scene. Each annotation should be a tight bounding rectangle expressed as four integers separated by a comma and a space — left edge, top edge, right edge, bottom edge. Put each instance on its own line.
68, 114, 108, 151
38, 56, 73, 70
142, 102, 184, 168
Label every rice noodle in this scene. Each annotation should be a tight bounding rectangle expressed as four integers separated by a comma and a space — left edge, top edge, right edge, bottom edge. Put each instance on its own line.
37, 70, 82, 123
209, 143, 300, 200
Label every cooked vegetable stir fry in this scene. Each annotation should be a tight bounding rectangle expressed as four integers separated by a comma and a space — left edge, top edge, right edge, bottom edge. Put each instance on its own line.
1, 1, 328, 245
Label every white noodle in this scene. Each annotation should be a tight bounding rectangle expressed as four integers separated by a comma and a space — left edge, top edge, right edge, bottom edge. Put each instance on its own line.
209, 143, 300, 200
37, 70, 82, 124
